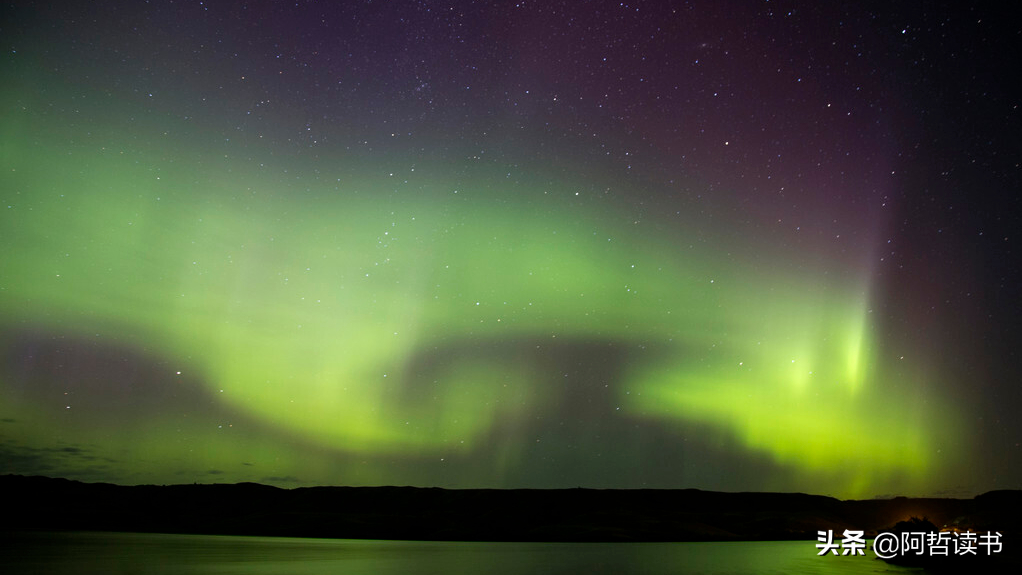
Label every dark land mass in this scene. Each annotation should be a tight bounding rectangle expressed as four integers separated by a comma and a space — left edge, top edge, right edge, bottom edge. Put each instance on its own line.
2, 474, 1020, 544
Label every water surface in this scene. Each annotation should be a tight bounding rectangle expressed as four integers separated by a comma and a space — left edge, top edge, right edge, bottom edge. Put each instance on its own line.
0, 531, 917, 574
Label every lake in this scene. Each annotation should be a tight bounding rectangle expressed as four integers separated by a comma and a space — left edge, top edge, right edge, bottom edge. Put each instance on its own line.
0, 531, 916, 574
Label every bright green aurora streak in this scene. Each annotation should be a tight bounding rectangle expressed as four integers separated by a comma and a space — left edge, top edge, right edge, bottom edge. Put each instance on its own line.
0, 114, 960, 499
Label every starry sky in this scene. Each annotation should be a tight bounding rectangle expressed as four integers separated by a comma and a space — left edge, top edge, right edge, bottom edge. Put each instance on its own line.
1, 0, 1019, 499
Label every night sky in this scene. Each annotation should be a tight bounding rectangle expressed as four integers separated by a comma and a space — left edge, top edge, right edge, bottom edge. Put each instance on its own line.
1, 1, 1019, 499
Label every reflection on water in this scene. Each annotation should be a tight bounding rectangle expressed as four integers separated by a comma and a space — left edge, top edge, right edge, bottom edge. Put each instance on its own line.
0, 531, 915, 574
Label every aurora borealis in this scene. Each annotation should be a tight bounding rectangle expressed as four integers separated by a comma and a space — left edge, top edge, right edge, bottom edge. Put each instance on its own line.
1, 1, 1019, 499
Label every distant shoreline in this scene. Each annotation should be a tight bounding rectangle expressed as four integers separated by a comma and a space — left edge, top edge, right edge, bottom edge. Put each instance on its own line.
3, 474, 1019, 543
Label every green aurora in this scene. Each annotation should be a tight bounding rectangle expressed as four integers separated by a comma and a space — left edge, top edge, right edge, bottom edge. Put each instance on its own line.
0, 104, 963, 498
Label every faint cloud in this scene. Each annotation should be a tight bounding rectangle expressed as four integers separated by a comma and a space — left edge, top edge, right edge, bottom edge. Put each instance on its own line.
0, 441, 119, 480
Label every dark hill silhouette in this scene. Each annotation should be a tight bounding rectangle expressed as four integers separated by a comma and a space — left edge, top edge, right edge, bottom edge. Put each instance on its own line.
2, 474, 1019, 545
